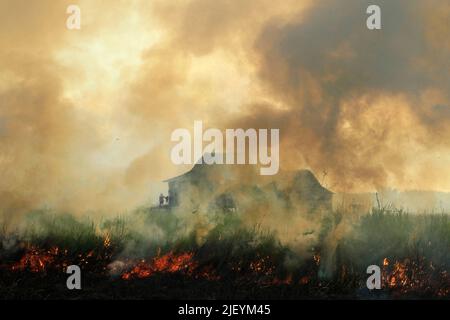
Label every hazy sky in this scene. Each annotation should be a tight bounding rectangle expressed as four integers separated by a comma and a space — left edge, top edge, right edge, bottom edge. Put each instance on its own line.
0, 0, 449, 217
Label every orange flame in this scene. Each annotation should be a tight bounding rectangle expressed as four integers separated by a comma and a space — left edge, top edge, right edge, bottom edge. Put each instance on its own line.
121, 251, 196, 280
11, 247, 58, 273
103, 234, 111, 248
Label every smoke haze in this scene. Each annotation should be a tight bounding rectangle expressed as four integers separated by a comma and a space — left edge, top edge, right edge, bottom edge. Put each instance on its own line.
1, 0, 449, 220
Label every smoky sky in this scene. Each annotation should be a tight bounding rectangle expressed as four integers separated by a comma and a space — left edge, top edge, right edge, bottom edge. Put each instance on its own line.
250, 0, 450, 189
0, 0, 449, 219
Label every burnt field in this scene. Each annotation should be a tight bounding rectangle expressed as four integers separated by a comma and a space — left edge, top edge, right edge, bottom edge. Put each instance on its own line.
1, 208, 449, 300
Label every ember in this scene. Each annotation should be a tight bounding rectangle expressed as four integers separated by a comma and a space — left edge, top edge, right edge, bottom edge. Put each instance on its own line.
121, 251, 197, 280
11, 247, 58, 273
380, 257, 450, 295
103, 234, 111, 248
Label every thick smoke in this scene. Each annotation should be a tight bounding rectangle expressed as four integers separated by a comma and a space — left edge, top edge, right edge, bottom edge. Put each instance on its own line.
0, 0, 449, 222
252, 0, 450, 191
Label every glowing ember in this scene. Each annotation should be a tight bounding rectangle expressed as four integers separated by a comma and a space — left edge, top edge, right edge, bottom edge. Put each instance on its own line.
272, 273, 293, 285
103, 234, 111, 248
121, 251, 197, 280
11, 247, 58, 273
249, 256, 275, 276
313, 254, 321, 266
379, 257, 449, 296
4, 246, 448, 298
299, 276, 310, 285
9, 245, 108, 274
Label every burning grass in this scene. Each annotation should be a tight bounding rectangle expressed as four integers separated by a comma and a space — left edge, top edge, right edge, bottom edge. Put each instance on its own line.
121, 251, 197, 280
0, 208, 449, 299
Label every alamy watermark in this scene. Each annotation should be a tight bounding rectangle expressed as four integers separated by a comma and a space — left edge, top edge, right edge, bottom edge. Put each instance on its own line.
170, 121, 280, 176
366, 5, 382, 30
66, 4, 81, 30
66, 265, 81, 290
62, 3, 380, 32
366, 265, 381, 290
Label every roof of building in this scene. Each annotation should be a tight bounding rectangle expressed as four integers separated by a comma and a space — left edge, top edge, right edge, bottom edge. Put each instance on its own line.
164, 156, 333, 195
